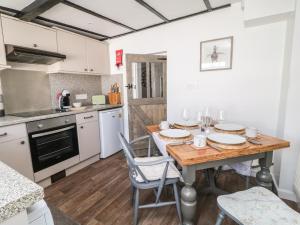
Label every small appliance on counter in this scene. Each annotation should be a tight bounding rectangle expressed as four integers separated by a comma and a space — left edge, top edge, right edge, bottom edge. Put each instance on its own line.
0, 94, 4, 117
58, 89, 71, 111
108, 83, 121, 105
92, 95, 106, 105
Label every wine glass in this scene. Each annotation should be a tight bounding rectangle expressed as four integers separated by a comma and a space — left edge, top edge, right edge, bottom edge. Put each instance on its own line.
218, 110, 225, 124
182, 108, 190, 122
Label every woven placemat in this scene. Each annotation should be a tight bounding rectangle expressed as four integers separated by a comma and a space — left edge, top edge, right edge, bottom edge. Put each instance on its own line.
173, 124, 199, 130
158, 134, 193, 142
214, 127, 245, 135
207, 140, 250, 151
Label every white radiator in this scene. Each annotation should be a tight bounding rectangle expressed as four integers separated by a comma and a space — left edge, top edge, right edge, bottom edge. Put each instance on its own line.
294, 153, 300, 202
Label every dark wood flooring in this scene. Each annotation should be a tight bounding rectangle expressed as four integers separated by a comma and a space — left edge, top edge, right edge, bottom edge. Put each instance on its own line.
45, 152, 300, 225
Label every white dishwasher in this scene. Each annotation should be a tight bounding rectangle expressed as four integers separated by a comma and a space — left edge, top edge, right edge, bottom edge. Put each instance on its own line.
99, 108, 123, 158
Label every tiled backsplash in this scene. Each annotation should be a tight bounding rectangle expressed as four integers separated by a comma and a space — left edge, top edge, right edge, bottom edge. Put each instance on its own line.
0, 70, 123, 114
49, 73, 102, 107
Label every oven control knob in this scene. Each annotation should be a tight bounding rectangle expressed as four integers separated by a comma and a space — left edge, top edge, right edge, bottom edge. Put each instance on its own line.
65, 119, 70, 124
37, 124, 43, 129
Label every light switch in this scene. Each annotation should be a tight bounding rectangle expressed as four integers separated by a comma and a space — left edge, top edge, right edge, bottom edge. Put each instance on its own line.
76, 94, 88, 100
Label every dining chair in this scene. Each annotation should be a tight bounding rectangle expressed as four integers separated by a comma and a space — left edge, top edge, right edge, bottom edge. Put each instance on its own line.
118, 133, 182, 225
215, 186, 300, 225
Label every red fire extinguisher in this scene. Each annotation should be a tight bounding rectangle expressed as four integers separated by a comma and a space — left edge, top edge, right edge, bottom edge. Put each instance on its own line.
116, 49, 123, 68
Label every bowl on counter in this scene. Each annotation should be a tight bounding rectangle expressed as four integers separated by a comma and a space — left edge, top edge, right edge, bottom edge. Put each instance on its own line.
73, 102, 82, 108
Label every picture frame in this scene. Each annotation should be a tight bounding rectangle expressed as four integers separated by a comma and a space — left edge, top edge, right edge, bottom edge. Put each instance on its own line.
200, 36, 233, 71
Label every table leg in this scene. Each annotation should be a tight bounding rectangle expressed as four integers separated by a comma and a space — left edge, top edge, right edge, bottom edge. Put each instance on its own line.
181, 166, 197, 225
256, 152, 273, 190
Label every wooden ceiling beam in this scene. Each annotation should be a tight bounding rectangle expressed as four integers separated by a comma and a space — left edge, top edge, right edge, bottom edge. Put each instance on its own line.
135, 0, 169, 22
16, 0, 63, 21
62, 0, 136, 31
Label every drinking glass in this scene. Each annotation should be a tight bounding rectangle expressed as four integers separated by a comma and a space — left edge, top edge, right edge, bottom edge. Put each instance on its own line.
218, 110, 225, 123
182, 108, 190, 122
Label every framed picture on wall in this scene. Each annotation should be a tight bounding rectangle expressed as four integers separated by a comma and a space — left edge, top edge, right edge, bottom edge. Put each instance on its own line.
200, 36, 233, 71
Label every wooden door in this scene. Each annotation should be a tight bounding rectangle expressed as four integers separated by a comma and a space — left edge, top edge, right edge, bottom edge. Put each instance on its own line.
56, 30, 87, 73
86, 38, 110, 75
126, 54, 167, 154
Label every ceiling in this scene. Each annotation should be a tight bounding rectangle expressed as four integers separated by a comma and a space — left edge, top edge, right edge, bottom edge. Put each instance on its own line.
0, 0, 231, 40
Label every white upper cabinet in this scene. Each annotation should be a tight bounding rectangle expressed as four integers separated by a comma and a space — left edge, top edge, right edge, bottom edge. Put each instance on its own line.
0, 16, 10, 69
1, 15, 57, 52
55, 29, 87, 73
49, 29, 110, 75
86, 38, 110, 75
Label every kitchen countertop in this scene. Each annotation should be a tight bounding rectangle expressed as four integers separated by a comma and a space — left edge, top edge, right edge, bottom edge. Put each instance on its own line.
0, 104, 122, 127
0, 161, 44, 222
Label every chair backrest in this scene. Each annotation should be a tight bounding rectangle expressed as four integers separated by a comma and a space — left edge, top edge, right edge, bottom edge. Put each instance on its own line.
118, 133, 149, 183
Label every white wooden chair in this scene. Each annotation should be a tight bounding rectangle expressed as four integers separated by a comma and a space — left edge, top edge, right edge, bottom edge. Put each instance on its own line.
215, 186, 300, 225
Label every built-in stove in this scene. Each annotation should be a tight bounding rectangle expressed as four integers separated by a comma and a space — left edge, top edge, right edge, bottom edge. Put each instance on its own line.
10, 109, 69, 118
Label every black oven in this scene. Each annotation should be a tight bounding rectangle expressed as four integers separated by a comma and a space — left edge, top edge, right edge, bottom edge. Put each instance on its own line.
27, 115, 79, 172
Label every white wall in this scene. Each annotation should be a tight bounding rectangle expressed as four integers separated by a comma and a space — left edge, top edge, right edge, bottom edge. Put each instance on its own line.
108, 2, 295, 198
278, 0, 300, 200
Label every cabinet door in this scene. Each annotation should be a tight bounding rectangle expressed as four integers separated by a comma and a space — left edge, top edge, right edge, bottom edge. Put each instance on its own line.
0, 138, 34, 180
77, 121, 100, 161
1, 16, 57, 52
56, 30, 87, 73
0, 16, 7, 66
86, 39, 110, 75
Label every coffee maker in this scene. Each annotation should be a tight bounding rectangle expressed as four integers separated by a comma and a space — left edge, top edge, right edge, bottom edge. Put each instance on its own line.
58, 89, 71, 111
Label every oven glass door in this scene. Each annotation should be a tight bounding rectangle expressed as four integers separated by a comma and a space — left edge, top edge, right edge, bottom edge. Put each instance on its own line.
29, 124, 79, 172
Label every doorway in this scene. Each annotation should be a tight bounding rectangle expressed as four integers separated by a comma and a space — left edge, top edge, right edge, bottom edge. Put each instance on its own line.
126, 54, 167, 154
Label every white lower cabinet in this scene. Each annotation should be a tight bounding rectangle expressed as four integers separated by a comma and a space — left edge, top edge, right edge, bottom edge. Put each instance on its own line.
76, 112, 101, 161
0, 124, 34, 180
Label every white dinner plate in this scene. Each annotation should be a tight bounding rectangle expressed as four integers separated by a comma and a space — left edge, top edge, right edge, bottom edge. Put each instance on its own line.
175, 121, 198, 127
208, 133, 246, 145
159, 129, 191, 139
214, 123, 245, 131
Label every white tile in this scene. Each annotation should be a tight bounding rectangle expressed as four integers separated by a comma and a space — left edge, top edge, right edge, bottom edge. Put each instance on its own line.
143, 0, 207, 20
68, 0, 164, 29
0, 0, 35, 11
41, 3, 131, 37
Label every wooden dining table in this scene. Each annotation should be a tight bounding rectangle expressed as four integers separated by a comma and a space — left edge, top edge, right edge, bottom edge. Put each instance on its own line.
146, 125, 290, 225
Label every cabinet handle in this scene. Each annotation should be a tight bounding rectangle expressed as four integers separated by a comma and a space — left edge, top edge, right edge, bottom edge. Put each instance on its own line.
84, 115, 94, 119
0, 132, 7, 137
80, 126, 84, 129
84, 68, 88, 71
33, 44, 38, 48
20, 141, 25, 145
90, 69, 94, 72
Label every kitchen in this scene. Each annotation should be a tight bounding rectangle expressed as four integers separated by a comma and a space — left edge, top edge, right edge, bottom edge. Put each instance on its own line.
0, 0, 300, 225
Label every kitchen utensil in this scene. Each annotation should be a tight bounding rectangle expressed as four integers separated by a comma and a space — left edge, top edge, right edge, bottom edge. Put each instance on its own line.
246, 127, 259, 138
72, 102, 82, 108
214, 123, 245, 131
58, 89, 71, 110
193, 134, 207, 147
159, 129, 191, 139
159, 121, 169, 130
92, 95, 106, 105
174, 121, 198, 127
207, 133, 246, 145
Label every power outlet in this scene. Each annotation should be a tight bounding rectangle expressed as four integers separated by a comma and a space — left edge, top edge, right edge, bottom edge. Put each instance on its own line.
76, 94, 88, 100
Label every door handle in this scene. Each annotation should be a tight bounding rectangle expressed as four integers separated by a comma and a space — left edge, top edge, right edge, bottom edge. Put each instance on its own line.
0, 132, 7, 137
84, 115, 94, 119
125, 84, 133, 89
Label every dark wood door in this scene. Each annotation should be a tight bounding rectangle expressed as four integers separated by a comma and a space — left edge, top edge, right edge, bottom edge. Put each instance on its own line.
126, 54, 167, 153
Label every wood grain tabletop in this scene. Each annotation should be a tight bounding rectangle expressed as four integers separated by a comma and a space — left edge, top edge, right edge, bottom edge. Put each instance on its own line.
146, 125, 290, 166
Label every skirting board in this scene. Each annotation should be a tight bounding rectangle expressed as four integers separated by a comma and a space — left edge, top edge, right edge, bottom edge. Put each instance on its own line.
278, 188, 297, 202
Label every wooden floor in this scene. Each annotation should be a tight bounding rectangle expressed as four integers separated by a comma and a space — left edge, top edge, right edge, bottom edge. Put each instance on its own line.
45, 152, 299, 225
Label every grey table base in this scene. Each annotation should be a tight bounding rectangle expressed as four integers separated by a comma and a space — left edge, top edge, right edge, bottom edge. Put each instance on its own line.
180, 151, 274, 225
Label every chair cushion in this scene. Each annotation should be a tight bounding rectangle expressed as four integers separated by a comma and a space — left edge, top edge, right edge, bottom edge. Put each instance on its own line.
134, 156, 181, 183
217, 187, 300, 225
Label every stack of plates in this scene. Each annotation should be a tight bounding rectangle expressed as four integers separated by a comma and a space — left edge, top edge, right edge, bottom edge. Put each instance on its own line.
207, 133, 249, 150
174, 121, 199, 129
214, 123, 246, 135
159, 129, 191, 140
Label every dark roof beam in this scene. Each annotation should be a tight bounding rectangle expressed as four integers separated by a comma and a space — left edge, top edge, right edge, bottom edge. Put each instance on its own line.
62, 0, 136, 31
16, 0, 63, 21
135, 0, 169, 22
